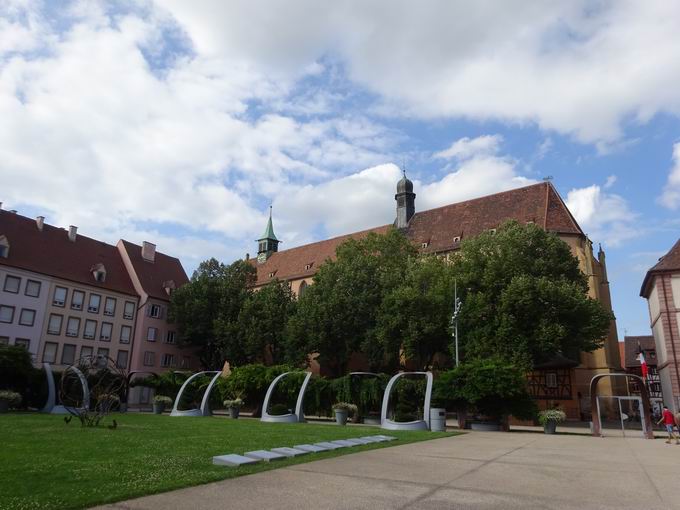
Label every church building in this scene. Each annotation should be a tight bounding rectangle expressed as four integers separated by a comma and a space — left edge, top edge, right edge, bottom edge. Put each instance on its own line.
250, 175, 623, 419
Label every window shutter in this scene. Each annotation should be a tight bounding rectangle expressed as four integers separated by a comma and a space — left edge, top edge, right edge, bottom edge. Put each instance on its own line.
159, 306, 165, 320
146, 305, 152, 317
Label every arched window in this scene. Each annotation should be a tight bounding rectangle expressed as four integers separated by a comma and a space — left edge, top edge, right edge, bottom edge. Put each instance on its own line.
298, 280, 308, 297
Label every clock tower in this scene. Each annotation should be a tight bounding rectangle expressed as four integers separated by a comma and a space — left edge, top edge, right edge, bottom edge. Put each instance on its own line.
257, 206, 280, 263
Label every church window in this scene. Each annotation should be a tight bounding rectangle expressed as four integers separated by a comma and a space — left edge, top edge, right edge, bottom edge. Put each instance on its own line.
299, 281, 308, 296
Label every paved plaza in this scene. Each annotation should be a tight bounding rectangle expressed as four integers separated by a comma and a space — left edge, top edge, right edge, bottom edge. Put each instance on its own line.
95, 431, 680, 510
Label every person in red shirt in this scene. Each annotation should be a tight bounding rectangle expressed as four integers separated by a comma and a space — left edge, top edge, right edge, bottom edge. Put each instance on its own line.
657, 406, 679, 444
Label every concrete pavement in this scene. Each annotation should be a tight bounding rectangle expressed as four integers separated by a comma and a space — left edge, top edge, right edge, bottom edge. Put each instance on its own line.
95, 431, 680, 510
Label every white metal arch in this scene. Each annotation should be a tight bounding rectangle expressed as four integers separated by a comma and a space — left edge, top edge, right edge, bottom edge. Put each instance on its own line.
380, 371, 433, 431
170, 371, 221, 417
261, 371, 312, 423
41, 362, 90, 414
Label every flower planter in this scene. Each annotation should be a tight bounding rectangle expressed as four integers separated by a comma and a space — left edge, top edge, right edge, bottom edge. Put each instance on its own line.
335, 409, 348, 426
152, 403, 165, 415
543, 420, 557, 434
0, 401, 8, 413
229, 407, 240, 419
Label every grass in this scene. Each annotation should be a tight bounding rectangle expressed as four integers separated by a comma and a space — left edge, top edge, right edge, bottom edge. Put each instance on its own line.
0, 413, 454, 510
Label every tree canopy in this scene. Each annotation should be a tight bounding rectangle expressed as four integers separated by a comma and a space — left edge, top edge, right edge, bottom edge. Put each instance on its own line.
451, 220, 612, 368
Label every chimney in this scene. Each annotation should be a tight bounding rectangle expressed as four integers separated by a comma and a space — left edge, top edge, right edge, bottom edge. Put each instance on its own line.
68, 225, 77, 242
141, 241, 156, 262
245, 253, 250, 261
36, 216, 45, 231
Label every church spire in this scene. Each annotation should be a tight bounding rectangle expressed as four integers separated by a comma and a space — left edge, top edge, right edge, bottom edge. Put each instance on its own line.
257, 206, 280, 263
395, 168, 416, 229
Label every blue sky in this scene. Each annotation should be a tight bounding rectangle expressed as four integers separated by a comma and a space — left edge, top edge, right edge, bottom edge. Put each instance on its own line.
1, 1, 680, 340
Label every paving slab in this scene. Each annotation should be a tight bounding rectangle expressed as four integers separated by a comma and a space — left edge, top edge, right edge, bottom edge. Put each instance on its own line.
243, 450, 286, 462
270, 447, 309, 457
344, 437, 372, 445
294, 443, 328, 452
329, 439, 355, 447
211, 454, 261, 467
314, 441, 343, 450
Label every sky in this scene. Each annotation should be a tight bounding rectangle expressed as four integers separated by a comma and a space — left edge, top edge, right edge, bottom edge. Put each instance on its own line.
1, 0, 680, 340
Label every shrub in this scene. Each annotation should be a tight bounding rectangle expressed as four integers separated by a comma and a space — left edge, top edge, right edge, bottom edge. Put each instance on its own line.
0, 390, 22, 407
218, 364, 293, 415
433, 357, 537, 421
269, 403, 290, 416
132, 372, 188, 401
0, 345, 41, 407
223, 398, 243, 409
538, 409, 566, 425
153, 395, 173, 406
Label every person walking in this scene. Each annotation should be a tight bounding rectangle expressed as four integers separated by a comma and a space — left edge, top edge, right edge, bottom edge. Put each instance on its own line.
657, 405, 679, 444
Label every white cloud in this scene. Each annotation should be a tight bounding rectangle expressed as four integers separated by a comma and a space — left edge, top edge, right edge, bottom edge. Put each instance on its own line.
433, 135, 502, 160
566, 185, 638, 246
604, 175, 617, 189
276, 143, 537, 246
659, 142, 680, 209
158, 0, 680, 144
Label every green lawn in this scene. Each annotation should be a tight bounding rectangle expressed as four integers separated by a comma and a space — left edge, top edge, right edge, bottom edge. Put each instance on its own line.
0, 413, 453, 510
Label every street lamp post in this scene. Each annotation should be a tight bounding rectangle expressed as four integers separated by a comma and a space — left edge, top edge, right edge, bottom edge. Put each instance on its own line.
451, 280, 462, 367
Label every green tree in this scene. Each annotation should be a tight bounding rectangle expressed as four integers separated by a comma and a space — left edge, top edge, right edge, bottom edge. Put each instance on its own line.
377, 255, 457, 369
451, 220, 612, 368
286, 228, 417, 376
169, 258, 255, 369
237, 280, 296, 365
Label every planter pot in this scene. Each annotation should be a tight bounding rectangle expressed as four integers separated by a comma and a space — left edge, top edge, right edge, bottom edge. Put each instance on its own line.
152, 403, 165, 415
543, 420, 558, 434
335, 409, 348, 426
229, 407, 240, 419
0, 401, 8, 413
470, 422, 501, 432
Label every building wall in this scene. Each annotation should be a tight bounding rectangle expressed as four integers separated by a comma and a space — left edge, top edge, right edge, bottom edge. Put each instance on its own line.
0, 266, 50, 358
130, 298, 195, 373
647, 274, 680, 412
38, 278, 139, 370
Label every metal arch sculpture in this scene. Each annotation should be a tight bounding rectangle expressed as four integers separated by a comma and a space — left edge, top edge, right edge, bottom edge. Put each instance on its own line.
41, 362, 90, 414
589, 373, 654, 439
380, 371, 433, 431
261, 371, 312, 423
170, 371, 221, 417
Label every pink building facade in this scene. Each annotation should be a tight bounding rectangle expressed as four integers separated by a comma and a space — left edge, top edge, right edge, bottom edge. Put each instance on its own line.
0, 209, 199, 401
641, 239, 680, 412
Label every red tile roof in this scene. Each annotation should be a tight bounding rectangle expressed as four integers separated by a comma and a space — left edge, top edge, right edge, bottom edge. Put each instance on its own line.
252, 182, 584, 285
0, 210, 136, 296
640, 239, 680, 297
250, 225, 392, 285
120, 240, 189, 302
623, 335, 656, 368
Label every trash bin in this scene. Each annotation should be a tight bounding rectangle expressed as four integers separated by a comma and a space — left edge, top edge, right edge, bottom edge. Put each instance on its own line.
430, 408, 447, 432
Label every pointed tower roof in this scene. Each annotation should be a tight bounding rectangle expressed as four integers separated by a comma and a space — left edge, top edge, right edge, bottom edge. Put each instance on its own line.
259, 206, 279, 241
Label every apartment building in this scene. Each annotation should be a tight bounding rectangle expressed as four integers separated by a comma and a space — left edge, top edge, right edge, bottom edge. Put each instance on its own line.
0, 208, 198, 382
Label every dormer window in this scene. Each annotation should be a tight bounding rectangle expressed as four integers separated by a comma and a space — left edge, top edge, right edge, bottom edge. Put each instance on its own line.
268, 271, 277, 278
453, 236, 461, 243
304, 262, 314, 271
0, 235, 9, 258
421, 242, 429, 248
163, 280, 176, 296
489, 229, 497, 235
91, 263, 106, 283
